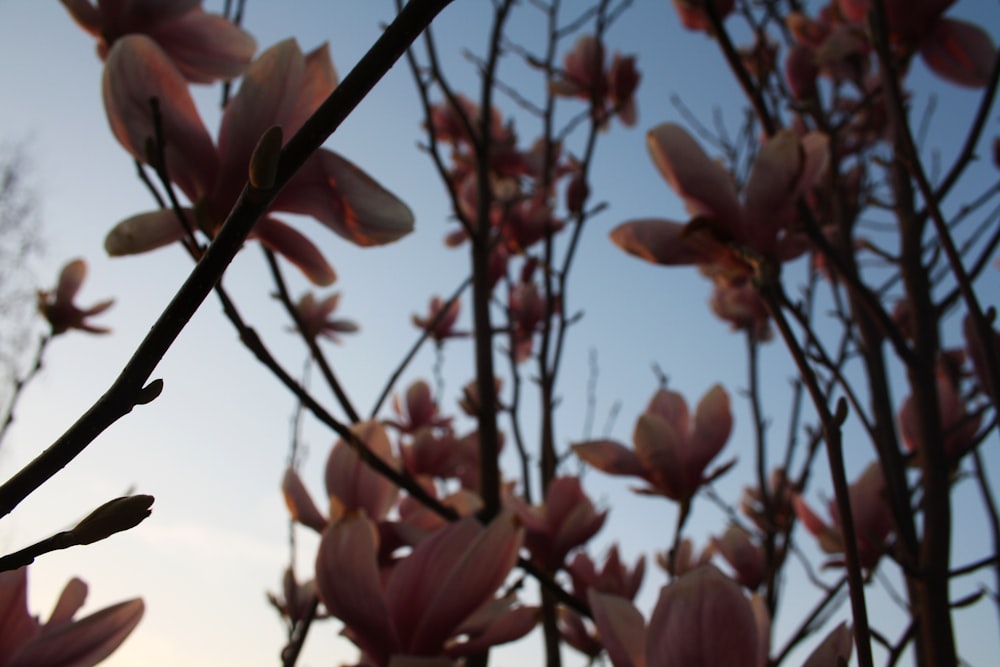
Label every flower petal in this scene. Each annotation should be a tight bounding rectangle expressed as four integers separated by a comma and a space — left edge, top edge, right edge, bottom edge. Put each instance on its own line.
46, 578, 88, 628
103, 35, 216, 202
105, 209, 191, 256
920, 18, 996, 88
281, 468, 328, 533
215, 39, 305, 209
253, 217, 337, 286
573, 440, 647, 478
325, 421, 399, 521
59, 0, 101, 37
148, 9, 256, 83
690, 384, 733, 473
11, 598, 144, 667
609, 219, 713, 266
0, 569, 40, 663
286, 43, 339, 136
275, 150, 415, 247
587, 590, 646, 667
742, 130, 804, 252
646, 123, 741, 225
315, 514, 398, 663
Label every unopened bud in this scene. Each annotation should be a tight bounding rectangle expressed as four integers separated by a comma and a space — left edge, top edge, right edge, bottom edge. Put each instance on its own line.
71, 495, 154, 546
249, 125, 283, 190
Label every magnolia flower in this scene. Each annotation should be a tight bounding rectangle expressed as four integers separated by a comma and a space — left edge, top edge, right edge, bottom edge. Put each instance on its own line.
388, 380, 452, 435
0, 567, 143, 667
611, 124, 828, 284
282, 420, 401, 531
839, 0, 996, 87
292, 291, 358, 343
37, 259, 114, 335
589, 564, 768, 667
550, 36, 640, 127
507, 476, 607, 570
710, 524, 767, 590
315, 511, 535, 666
412, 296, 467, 343
794, 462, 893, 569
60, 0, 256, 82
574, 385, 733, 502
102, 37, 414, 285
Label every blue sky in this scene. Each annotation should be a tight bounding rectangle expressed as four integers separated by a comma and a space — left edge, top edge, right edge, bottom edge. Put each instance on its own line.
0, 1, 998, 665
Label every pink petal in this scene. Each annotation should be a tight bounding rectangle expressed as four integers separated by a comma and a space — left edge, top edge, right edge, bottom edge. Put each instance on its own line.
920, 18, 996, 88
325, 421, 399, 521
56, 259, 87, 303
216, 39, 305, 209
281, 468, 328, 533
274, 150, 415, 247
46, 578, 88, 628
646, 389, 690, 437
690, 384, 733, 472
253, 217, 337, 286
286, 43, 339, 136
573, 440, 647, 478
609, 219, 712, 266
646, 565, 758, 667
0, 569, 40, 663
104, 209, 190, 256
742, 130, 804, 252
633, 413, 687, 499
646, 123, 741, 226
148, 9, 256, 83
11, 598, 143, 667
448, 604, 539, 656
102, 35, 216, 202
315, 515, 398, 663
587, 590, 646, 667
391, 512, 523, 655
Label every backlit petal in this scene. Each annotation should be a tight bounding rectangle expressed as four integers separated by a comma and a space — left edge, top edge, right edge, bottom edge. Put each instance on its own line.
253, 217, 337, 286
103, 35, 216, 202
610, 219, 712, 266
11, 598, 144, 667
573, 440, 647, 477
742, 130, 803, 252
281, 468, 328, 533
588, 590, 646, 667
148, 9, 256, 83
105, 209, 190, 256
315, 515, 398, 663
920, 18, 996, 88
275, 150, 415, 247
646, 124, 741, 225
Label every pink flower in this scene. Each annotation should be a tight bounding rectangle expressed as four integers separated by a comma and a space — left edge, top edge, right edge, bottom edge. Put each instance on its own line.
314, 511, 535, 666
0, 566, 143, 667
388, 380, 452, 435
37, 259, 114, 335
292, 291, 358, 343
710, 524, 767, 590
102, 37, 414, 285
838, 0, 996, 87
793, 462, 893, 569
709, 281, 772, 340
411, 296, 467, 343
574, 385, 733, 502
611, 124, 828, 284
550, 36, 640, 127
60, 0, 256, 83
507, 476, 607, 570
588, 564, 768, 667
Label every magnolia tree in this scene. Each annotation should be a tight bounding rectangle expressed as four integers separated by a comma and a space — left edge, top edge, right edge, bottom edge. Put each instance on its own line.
1, 0, 998, 665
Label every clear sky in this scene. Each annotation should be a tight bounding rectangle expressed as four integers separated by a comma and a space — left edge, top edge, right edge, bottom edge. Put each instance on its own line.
0, 1, 997, 665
